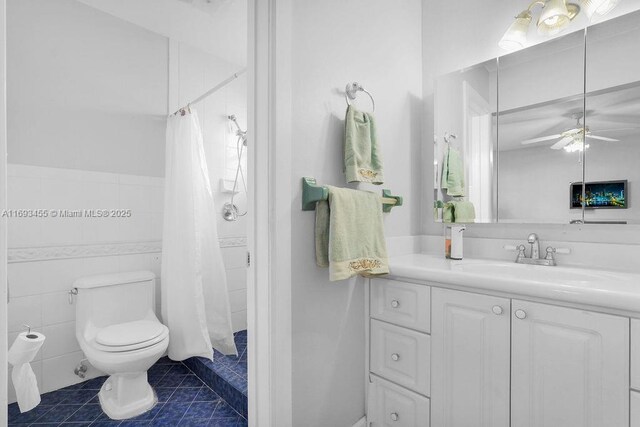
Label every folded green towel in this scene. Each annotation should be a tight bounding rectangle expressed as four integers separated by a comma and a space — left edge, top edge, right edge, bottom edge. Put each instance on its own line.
442, 200, 476, 223
316, 186, 389, 281
452, 201, 476, 223
441, 146, 465, 196
344, 105, 384, 184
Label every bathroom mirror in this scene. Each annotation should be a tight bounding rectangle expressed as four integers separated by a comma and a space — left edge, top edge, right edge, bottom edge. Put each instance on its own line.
497, 31, 585, 224
434, 9, 640, 225
584, 11, 640, 225
434, 59, 498, 224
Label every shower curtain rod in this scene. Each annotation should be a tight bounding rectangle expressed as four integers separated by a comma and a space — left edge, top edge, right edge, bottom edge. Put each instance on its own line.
172, 68, 247, 116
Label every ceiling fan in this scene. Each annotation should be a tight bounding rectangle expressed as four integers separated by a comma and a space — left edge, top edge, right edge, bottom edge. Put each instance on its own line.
521, 113, 622, 151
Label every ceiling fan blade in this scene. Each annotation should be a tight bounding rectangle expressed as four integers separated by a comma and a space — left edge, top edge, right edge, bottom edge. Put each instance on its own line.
521, 134, 562, 145
551, 136, 574, 150
592, 127, 640, 133
586, 135, 620, 142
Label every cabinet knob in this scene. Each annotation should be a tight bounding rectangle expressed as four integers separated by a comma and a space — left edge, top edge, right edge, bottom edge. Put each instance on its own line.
390, 412, 399, 421
492, 305, 504, 315
390, 299, 400, 308
515, 309, 527, 319
391, 353, 400, 362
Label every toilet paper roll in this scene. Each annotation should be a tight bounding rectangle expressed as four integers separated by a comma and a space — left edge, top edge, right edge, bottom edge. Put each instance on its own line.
8, 332, 46, 366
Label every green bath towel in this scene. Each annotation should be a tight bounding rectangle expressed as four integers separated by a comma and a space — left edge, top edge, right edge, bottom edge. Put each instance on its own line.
441, 146, 465, 196
316, 186, 389, 281
344, 105, 384, 184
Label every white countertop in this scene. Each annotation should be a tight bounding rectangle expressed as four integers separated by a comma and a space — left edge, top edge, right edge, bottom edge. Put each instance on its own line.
388, 253, 640, 315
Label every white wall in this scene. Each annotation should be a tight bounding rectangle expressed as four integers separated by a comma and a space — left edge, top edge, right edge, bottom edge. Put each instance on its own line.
7, 0, 168, 177
423, 1, 640, 244
289, 1, 422, 425
0, 0, 7, 421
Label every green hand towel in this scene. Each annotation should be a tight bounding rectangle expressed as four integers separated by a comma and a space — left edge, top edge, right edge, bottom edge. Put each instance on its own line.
441, 146, 465, 196
344, 105, 384, 184
452, 201, 476, 223
315, 186, 389, 281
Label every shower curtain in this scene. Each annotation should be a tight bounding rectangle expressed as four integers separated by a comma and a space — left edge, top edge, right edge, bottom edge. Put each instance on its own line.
161, 110, 238, 360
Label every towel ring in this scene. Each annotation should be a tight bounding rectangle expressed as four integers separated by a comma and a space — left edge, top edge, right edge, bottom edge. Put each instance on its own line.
345, 82, 376, 112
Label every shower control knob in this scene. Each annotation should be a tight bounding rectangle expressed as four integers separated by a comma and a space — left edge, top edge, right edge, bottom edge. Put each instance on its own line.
390, 300, 400, 308
391, 353, 400, 362
390, 412, 399, 421
515, 309, 527, 320
492, 305, 504, 315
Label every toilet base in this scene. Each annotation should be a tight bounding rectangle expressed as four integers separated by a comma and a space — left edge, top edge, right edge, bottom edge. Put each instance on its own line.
98, 372, 157, 420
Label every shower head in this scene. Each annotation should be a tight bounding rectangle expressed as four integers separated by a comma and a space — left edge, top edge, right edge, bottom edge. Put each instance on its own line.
228, 114, 247, 145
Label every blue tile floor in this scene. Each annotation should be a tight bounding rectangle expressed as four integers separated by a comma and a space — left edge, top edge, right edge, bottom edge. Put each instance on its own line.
183, 331, 247, 419
7, 355, 247, 426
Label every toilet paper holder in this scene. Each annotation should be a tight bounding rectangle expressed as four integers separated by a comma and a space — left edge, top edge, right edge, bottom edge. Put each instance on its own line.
22, 324, 38, 340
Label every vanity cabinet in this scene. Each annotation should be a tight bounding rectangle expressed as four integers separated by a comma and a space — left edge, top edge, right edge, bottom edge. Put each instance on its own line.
367, 278, 632, 427
431, 288, 510, 427
511, 300, 629, 427
632, 392, 640, 427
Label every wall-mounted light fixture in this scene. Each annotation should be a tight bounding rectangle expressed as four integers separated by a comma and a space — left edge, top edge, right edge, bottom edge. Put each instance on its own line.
499, 0, 621, 50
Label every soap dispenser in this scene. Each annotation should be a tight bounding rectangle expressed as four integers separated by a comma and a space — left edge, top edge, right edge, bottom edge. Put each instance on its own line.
450, 225, 466, 260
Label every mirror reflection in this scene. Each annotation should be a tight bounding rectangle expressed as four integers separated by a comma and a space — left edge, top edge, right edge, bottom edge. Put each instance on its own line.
433, 9, 640, 225
434, 60, 498, 224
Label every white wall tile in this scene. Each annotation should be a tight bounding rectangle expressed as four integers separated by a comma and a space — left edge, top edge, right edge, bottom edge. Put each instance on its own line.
7, 176, 41, 209
117, 253, 152, 273
229, 289, 247, 313
226, 267, 246, 292
82, 180, 119, 210
41, 351, 102, 394
40, 216, 83, 246
40, 179, 84, 211
41, 322, 80, 359
79, 256, 120, 278
8, 295, 43, 333
8, 262, 44, 297
8, 217, 42, 248
231, 310, 247, 333
221, 246, 247, 269
42, 291, 76, 326
119, 184, 152, 213
40, 258, 85, 293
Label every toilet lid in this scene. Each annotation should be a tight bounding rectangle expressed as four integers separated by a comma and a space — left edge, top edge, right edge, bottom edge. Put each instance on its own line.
96, 320, 165, 348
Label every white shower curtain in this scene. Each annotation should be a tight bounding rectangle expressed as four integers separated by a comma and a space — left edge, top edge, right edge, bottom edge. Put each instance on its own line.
161, 110, 237, 360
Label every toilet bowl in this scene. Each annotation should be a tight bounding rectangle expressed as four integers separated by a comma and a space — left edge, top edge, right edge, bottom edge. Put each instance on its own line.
73, 271, 170, 420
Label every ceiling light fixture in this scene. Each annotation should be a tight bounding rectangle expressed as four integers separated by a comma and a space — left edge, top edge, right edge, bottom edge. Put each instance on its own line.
499, 0, 621, 51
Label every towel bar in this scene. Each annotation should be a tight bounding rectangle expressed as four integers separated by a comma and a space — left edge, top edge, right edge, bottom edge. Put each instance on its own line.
301, 177, 403, 212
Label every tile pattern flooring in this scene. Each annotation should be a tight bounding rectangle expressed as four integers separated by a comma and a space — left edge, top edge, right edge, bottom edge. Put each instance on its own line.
8, 356, 247, 426
183, 332, 248, 418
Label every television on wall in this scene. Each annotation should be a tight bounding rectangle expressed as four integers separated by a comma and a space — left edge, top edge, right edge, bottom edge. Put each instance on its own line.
570, 180, 628, 209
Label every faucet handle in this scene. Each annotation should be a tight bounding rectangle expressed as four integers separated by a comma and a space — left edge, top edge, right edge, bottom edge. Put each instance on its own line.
545, 246, 571, 260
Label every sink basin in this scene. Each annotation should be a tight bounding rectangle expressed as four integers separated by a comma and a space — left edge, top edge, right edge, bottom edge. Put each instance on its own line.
452, 261, 625, 285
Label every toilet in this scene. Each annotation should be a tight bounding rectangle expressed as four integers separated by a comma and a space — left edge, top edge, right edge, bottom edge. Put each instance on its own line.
73, 271, 169, 420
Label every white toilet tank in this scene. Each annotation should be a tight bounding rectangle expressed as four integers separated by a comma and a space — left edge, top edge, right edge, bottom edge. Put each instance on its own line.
74, 271, 158, 339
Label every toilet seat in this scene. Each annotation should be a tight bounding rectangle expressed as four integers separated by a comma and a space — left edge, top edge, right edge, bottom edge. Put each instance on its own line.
94, 320, 169, 353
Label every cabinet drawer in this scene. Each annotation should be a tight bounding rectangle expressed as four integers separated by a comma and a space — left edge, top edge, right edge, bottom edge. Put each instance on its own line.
369, 375, 430, 427
633, 391, 640, 427
370, 319, 430, 396
633, 319, 640, 390
370, 278, 430, 333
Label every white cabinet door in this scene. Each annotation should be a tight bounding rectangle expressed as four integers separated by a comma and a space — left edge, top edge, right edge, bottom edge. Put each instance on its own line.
431, 288, 510, 427
632, 319, 640, 390
511, 300, 629, 427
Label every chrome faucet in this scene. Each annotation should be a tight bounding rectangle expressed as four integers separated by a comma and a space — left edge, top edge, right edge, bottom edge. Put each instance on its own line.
511, 233, 569, 267
527, 233, 540, 260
